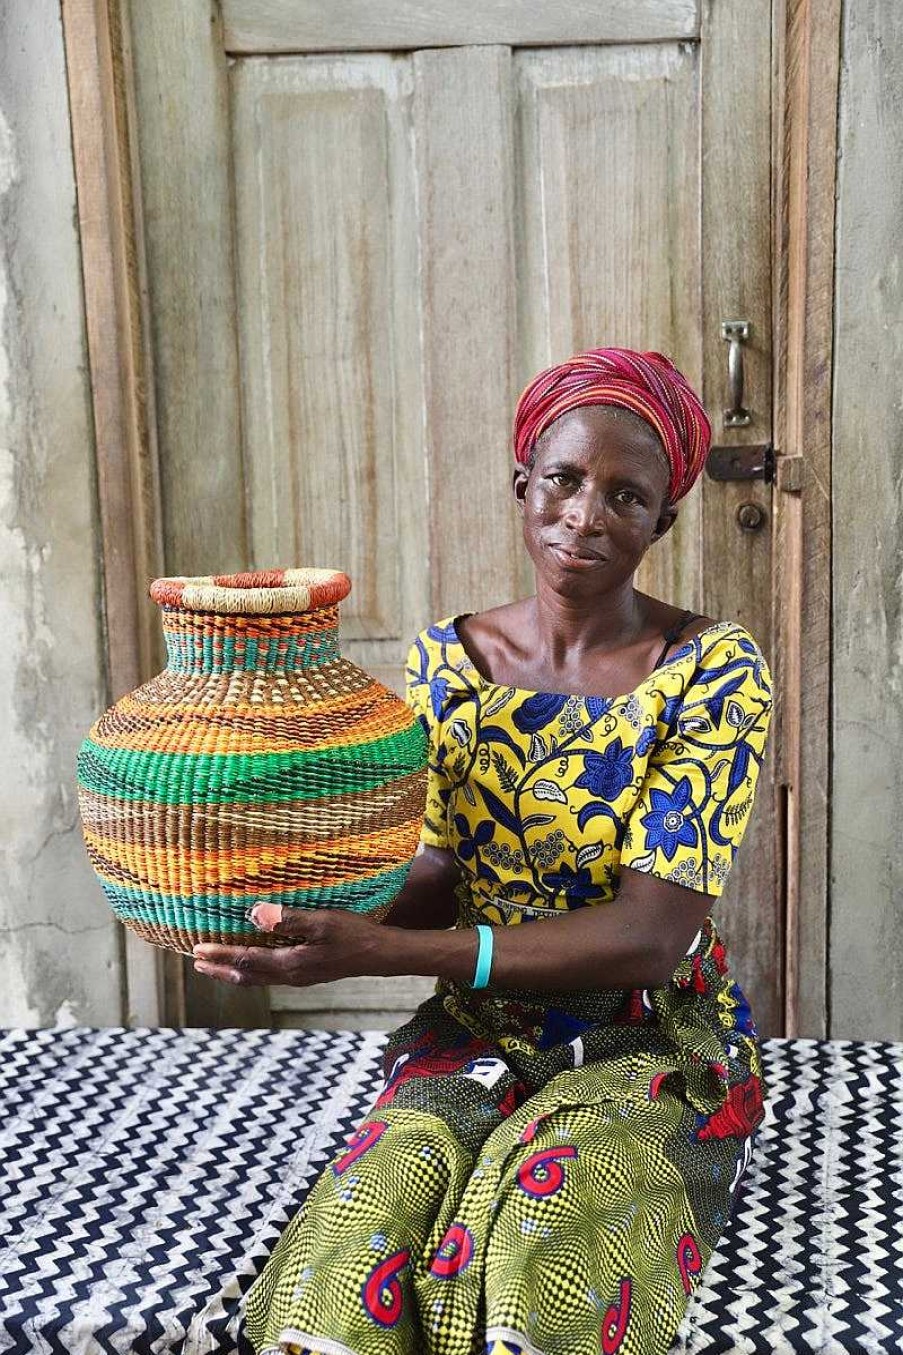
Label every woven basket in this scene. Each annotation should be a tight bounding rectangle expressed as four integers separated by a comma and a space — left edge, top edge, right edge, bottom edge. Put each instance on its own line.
76, 569, 428, 954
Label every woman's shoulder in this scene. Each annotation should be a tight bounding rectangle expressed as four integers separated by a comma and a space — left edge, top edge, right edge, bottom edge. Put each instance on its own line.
406, 616, 464, 668
678, 617, 773, 700
408, 602, 528, 673
689, 616, 769, 655
452, 600, 531, 679
404, 616, 475, 706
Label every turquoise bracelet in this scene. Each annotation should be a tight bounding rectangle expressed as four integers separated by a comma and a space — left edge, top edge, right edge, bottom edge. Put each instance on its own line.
471, 924, 494, 989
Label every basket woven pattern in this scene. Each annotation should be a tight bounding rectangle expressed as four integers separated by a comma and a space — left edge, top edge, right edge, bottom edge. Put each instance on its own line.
76, 569, 427, 953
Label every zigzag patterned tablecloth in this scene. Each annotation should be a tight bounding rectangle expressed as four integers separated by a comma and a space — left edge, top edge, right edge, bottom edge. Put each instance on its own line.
0, 1028, 900, 1354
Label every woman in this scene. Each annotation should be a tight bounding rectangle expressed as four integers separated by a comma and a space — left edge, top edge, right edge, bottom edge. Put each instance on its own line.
193, 347, 774, 1355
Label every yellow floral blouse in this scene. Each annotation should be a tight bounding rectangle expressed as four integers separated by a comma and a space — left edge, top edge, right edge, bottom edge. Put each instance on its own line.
405, 616, 773, 929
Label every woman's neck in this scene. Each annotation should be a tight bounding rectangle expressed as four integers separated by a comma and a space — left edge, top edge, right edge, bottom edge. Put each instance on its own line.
530, 581, 649, 670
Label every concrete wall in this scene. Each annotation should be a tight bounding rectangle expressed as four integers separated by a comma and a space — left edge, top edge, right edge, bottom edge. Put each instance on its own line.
830, 0, 903, 1037
0, 1, 124, 1024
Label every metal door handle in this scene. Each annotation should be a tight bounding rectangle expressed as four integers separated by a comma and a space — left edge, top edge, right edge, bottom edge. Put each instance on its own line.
721, 320, 751, 427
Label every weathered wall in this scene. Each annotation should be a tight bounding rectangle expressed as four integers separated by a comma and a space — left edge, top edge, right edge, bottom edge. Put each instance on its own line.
0, 0, 123, 1024
830, 0, 903, 1037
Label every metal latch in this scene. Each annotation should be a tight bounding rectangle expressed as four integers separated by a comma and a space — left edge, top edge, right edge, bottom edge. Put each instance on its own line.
705, 444, 775, 483
722, 320, 753, 426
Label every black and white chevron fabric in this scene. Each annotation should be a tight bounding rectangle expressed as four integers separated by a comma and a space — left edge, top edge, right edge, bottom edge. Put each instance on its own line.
0, 1029, 900, 1354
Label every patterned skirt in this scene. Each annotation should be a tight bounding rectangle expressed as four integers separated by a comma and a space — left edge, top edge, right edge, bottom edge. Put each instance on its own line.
243, 969, 765, 1355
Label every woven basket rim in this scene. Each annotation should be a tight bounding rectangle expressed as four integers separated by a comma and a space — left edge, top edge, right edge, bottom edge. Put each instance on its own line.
149, 569, 351, 615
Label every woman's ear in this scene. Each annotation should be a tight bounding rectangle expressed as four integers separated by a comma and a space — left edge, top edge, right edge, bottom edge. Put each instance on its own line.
651, 505, 678, 541
512, 464, 529, 514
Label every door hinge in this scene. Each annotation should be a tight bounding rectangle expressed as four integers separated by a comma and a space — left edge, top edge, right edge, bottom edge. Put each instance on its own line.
706, 443, 775, 483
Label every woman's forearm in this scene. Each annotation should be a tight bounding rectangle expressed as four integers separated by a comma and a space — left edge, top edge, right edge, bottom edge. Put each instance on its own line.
374, 899, 668, 991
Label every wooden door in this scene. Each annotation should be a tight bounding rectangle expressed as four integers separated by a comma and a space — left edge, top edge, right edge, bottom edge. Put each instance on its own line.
123, 0, 780, 1034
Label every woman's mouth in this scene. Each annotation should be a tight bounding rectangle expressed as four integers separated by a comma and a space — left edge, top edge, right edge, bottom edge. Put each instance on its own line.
549, 543, 606, 569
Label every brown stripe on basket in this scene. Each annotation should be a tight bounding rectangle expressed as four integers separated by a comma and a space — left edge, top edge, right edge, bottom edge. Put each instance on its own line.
77, 770, 426, 846
132, 657, 380, 708
90, 687, 411, 753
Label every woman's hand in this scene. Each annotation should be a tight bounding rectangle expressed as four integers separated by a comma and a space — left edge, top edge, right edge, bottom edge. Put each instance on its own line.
192, 846, 461, 989
192, 903, 387, 988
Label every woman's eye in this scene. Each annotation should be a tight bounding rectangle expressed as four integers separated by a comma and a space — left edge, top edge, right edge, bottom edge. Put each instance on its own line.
614, 489, 640, 505
548, 472, 576, 487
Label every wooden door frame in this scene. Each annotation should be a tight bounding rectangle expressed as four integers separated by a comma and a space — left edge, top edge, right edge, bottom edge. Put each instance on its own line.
61, 0, 168, 1025
770, 0, 842, 1037
62, 0, 840, 1034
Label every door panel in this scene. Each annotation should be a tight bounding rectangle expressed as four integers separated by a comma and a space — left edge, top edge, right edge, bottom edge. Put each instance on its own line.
126, 0, 781, 1034
233, 56, 428, 688
514, 42, 704, 614
413, 47, 522, 620
220, 1, 701, 53
699, 0, 777, 1035
127, 0, 246, 577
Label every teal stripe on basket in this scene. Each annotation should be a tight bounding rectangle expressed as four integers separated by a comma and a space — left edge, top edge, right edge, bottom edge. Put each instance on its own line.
101, 860, 412, 928
77, 723, 427, 805
163, 628, 341, 674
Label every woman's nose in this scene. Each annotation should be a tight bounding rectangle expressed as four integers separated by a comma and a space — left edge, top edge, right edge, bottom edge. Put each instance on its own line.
563, 488, 604, 534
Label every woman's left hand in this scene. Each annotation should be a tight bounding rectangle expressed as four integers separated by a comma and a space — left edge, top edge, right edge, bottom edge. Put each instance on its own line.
191, 904, 387, 987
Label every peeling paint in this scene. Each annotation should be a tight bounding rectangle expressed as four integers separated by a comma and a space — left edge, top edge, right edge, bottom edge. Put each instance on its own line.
0, 97, 55, 1028
0, 0, 121, 1025
52, 999, 80, 1030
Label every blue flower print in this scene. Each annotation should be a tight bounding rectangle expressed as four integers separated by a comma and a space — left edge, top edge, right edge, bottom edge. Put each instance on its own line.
512, 693, 568, 735
726, 980, 757, 1037
636, 725, 659, 757
429, 676, 451, 720
639, 777, 698, 861
706, 675, 745, 726
585, 695, 614, 721
575, 738, 634, 800
427, 622, 460, 644
454, 815, 495, 861
660, 692, 684, 735
737, 635, 768, 688
544, 862, 599, 907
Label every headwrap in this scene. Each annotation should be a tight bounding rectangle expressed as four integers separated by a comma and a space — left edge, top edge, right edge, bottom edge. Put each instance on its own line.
512, 347, 712, 504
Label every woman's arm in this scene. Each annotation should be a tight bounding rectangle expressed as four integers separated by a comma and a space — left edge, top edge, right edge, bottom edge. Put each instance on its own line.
191, 866, 711, 991
373, 865, 713, 990
380, 845, 459, 930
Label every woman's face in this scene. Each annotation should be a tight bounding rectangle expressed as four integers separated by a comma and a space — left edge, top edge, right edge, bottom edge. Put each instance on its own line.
513, 404, 677, 599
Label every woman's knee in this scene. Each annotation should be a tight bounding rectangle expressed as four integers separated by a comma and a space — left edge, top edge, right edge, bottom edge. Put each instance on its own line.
324, 1111, 476, 1217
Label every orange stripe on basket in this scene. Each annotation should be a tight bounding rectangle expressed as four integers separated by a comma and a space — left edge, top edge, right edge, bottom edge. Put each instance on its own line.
159, 610, 337, 640
83, 819, 423, 891
88, 850, 408, 898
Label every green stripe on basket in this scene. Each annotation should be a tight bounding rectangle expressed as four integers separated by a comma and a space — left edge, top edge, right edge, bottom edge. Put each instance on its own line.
77, 724, 427, 805
101, 861, 411, 927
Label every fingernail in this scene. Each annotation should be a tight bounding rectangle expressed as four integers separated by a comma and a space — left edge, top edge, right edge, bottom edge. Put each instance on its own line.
250, 903, 282, 931
194, 962, 212, 975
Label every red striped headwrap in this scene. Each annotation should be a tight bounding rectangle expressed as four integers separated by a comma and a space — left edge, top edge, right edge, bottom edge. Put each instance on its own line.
513, 347, 712, 504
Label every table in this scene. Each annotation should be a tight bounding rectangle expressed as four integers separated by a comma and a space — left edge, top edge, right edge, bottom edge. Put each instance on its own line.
0, 1028, 900, 1353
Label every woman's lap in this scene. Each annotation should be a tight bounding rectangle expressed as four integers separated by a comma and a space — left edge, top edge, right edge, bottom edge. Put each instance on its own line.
243, 1000, 753, 1355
